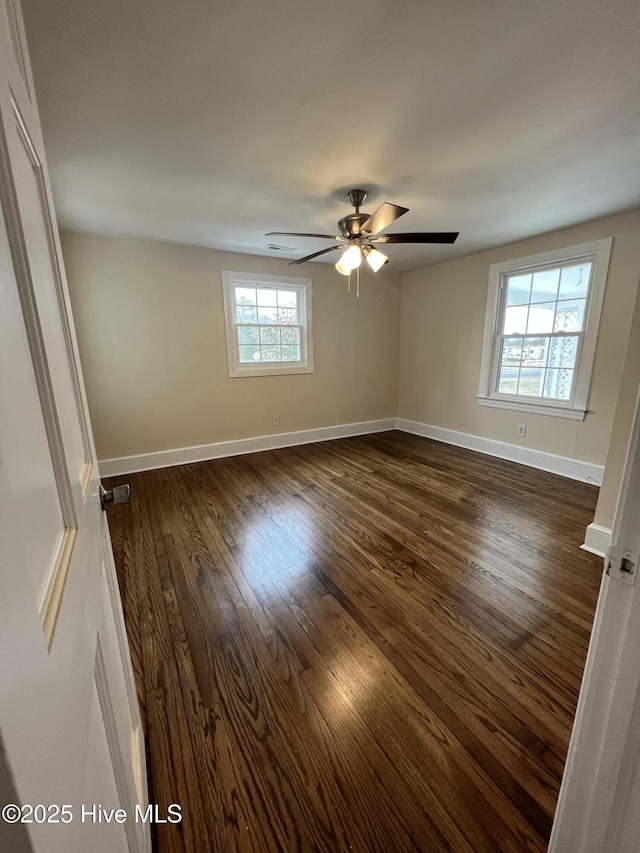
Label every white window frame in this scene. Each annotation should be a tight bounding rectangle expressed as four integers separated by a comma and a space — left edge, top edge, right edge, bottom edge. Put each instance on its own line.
477, 237, 612, 420
222, 270, 313, 378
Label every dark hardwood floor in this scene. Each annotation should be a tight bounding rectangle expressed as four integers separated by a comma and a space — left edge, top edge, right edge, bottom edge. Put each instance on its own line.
104, 430, 603, 852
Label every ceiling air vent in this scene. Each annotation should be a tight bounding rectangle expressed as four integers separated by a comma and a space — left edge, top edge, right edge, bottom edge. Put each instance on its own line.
266, 243, 296, 253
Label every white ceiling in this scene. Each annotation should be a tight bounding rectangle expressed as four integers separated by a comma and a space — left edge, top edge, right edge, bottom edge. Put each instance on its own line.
21, 0, 640, 273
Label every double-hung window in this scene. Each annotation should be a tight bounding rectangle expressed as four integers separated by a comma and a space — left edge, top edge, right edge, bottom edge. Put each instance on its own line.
222, 270, 313, 377
478, 238, 612, 420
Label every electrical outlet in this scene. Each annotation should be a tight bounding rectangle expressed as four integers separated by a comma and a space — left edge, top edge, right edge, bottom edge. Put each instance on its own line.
517, 424, 527, 437
272, 416, 279, 427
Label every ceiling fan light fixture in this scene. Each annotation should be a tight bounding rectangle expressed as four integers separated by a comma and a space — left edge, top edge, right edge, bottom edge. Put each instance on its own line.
342, 244, 362, 269
364, 246, 388, 272
335, 244, 362, 276
335, 255, 352, 276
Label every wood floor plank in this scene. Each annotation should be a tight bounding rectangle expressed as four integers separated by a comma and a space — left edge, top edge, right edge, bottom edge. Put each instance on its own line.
294, 478, 585, 716
278, 451, 594, 685
131, 473, 216, 851
230, 450, 585, 796
154, 468, 398, 850
104, 431, 602, 852
249, 474, 577, 753
226, 448, 585, 808
264, 570, 540, 852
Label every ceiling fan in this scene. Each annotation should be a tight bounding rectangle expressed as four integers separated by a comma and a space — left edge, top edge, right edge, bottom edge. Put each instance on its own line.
266, 189, 459, 286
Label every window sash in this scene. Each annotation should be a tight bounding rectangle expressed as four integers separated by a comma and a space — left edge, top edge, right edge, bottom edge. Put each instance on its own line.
234, 322, 304, 365
490, 331, 585, 404
233, 283, 302, 320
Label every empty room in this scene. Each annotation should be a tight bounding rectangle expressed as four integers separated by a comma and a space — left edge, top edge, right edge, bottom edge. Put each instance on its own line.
2, 1, 640, 852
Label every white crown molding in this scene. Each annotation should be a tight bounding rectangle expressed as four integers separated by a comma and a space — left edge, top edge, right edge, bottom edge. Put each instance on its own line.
396, 418, 604, 485
580, 523, 612, 558
98, 419, 397, 477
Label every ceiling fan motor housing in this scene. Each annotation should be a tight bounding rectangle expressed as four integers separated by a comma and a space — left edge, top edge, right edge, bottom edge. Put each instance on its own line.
338, 213, 370, 239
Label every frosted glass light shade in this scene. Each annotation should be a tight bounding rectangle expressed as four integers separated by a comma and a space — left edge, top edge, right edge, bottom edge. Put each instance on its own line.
343, 245, 362, 270
335, 244, 362, 276
364, 247, 388, 272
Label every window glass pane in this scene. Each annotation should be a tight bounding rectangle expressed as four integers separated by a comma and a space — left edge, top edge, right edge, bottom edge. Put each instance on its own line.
526, 303, 555, 334
522, 337, 546, 366
277, 290, 297, 308
235, 287, 256, 306
260, 346, 281, 362
548, 336, 578, 368
238, 345, 259, 363
554, 299, 585, 332
281, 345, 300, 362
278, 307, 298, 325
259, 326, 280, 345
517, 368, 544, 396
530, 268, 560, 303
559, 263, 591, 300
281, 326, 300, 346
504, 305, 528, 334
497, 365, 519, 394
500, 337, 523, 364
237, 325, 259, 345
543, 368, 573, 400
236, 305, 257, 324
257, 306, 278, 324
256, 288, 278, 307
506, 274, 531, 305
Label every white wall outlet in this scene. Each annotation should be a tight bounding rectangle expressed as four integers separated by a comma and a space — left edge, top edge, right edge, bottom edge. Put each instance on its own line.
517, 424, 527, 437
272, 416, 279, 427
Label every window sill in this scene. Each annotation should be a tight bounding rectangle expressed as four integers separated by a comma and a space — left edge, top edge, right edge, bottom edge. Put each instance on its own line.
477, 395, 587, 421
229, 363, 313, 378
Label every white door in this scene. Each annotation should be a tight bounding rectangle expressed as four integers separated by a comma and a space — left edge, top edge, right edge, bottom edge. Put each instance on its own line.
0, 2, 150, 852
549, 378, 640, 851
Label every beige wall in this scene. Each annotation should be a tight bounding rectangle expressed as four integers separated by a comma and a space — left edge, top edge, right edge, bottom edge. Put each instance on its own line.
398, 209, 640, 469
594, 280, 640, 528
60, 232, 401, 461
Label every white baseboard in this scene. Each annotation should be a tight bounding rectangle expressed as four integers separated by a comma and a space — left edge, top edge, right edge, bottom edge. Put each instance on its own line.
100, 416, 608, 488
581, 523, 612, 558
98, 418, 397, 477
396, 418, 605, 486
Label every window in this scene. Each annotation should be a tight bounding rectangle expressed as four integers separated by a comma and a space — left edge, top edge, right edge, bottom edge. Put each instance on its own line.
222, 270, 313, 377
478, 238, 612, 420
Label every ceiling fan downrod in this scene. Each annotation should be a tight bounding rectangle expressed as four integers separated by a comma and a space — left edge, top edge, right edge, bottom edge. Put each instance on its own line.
347, 189, 368, 212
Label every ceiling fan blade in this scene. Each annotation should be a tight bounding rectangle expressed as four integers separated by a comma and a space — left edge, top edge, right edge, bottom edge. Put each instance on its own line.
359, 202, 409, 236
372, 232, 459, 244
266, 231, 340, 239
288, 245, 343, 265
